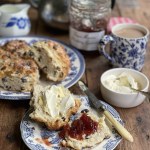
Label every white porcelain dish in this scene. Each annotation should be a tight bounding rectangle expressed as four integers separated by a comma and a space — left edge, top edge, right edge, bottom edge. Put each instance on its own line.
100, 68, 149, 108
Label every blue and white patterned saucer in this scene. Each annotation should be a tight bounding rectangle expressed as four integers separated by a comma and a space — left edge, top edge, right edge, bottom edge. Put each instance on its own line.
20, 96, 123, 150
0, 36, 85, 100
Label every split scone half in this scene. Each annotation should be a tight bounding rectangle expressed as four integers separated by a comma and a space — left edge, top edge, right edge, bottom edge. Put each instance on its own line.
29, 85, 81, 130
0, 49, 39, 91
30, 41, 70, 82
60, 111, 111, 150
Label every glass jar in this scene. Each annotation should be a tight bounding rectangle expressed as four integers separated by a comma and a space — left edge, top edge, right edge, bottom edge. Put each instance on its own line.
69, 0, 111, 51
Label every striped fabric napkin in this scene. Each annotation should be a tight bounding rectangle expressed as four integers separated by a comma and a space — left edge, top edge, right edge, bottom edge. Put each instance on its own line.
107, 17, 136, 33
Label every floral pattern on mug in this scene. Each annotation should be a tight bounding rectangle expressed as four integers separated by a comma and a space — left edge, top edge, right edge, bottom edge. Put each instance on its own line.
110, 36, 148, 70
98, 24, 149, 71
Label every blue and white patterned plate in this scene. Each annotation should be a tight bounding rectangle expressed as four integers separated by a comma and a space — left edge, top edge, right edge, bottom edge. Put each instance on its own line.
20, 96, 123, 150
0, 36, 85, 100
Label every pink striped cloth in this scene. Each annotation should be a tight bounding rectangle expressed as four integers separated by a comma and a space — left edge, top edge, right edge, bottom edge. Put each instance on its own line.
107, 17, 136, 33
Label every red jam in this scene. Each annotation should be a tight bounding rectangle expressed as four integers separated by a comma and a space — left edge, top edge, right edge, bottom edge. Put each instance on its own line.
59, 113, 98, 140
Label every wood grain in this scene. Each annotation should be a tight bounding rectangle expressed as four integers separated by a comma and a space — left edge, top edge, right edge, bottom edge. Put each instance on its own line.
0, 0, 150, 150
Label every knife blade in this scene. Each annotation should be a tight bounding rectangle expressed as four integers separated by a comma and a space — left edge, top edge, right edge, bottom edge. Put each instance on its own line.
78, 81, 133, 142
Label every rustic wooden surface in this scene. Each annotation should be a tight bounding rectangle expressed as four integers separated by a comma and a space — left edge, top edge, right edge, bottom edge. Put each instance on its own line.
0, 0, 150, 150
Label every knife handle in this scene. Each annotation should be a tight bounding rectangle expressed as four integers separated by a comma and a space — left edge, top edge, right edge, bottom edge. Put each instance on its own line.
103, 110, 133, 142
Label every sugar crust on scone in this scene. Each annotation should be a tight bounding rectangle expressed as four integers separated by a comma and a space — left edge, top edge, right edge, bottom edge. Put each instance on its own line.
0, 49, 39, 91
1, 40, 33, 58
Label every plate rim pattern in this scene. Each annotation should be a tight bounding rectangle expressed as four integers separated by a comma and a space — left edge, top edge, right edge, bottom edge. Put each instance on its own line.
0, 36, 85, 100
20, 96, 123, 150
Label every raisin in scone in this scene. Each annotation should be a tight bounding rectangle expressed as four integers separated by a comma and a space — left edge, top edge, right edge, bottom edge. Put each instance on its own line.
29, 85, 81, 130
30, 41, 70, 82
60, 111, 111, 150
1, 40, 33, 58
0, 49, 39, 91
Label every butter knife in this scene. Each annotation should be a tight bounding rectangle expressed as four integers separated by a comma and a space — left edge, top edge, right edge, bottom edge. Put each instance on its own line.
78, 81, 133, 142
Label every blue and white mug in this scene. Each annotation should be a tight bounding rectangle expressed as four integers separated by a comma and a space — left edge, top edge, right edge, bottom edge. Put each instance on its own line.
98, 23, 149, 71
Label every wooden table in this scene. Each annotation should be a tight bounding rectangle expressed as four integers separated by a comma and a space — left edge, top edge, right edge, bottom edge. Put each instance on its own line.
0, 0, 150, 149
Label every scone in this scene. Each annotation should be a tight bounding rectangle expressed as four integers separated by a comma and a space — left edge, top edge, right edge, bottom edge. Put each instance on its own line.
29, 85, 81, 130
1, 40, 33, 58
60, 111, 111, 150
30, 40, 70, 82
0, 49, 39, 91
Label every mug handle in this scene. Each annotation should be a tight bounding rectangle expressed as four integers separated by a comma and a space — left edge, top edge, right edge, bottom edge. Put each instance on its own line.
98, 35, 115, 63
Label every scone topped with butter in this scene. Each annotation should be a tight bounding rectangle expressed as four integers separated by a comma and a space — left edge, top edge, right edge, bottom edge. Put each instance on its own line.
29, 85, 81, 130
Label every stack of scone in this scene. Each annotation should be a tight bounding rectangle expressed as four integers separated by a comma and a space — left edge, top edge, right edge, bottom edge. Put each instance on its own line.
0, 40, 70, 91
29, 85, 111, 149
